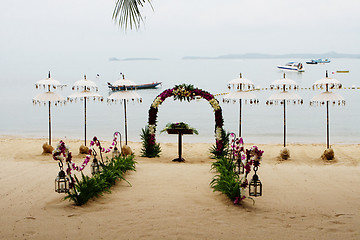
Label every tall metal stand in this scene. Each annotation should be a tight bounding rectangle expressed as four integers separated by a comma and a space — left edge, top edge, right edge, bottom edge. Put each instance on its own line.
124, 100, 128, 145
283, 99, 286, 148
326, 84, 330, 149
239, 99, 242, 138
178, 133, 183, 161
84, 97, 87, 146
326, 101, 329, 149
48, 101, 51, 145
167, 129, 193, 162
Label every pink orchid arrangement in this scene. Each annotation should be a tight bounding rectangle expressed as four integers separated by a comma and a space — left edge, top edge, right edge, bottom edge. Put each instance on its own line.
229, 133, 264, 204
53, 133, 121, 176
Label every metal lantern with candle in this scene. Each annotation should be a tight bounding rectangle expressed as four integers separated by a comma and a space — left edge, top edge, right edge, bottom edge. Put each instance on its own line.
91, 152, 101, 175
55, 162, 69, 193
249, 166, 262, 197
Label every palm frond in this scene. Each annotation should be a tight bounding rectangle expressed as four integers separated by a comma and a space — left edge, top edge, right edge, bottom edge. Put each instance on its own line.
113, 0, 153, 30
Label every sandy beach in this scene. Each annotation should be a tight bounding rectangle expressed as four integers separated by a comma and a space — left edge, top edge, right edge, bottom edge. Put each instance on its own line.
0, 136, 359, 239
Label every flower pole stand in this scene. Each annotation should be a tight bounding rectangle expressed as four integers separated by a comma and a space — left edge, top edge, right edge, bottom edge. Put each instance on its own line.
166, 128, 194, 162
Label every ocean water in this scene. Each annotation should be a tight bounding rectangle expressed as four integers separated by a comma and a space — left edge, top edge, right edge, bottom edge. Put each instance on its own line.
1, 58, 359, 145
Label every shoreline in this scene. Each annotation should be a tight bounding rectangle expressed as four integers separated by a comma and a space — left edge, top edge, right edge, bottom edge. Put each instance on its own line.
2, 134, 360, 146
1, 136, 360, 165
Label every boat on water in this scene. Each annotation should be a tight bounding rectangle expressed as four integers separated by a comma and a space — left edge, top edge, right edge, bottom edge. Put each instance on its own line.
277, 62, 305, 72
306, 58, 331, 64
306, 59, 318, 64
108, 82, 162, 91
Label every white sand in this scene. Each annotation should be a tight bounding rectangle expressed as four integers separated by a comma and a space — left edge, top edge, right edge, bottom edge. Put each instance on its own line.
0, 137, 359, 239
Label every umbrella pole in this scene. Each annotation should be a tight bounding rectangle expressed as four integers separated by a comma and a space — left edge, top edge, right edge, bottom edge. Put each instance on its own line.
327, 101, 329, 149
239, 99, 242, 138
283, 100, 286, 148
124, 100, 128, 145
84, 97, 87, 146
48, 101, 51, 146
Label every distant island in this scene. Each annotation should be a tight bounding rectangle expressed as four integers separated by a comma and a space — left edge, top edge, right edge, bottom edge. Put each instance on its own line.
182, 52, 360, 60
109, 57, 160, 61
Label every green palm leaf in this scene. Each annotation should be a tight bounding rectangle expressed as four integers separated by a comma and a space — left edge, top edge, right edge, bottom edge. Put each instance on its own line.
113, 0, 153, 30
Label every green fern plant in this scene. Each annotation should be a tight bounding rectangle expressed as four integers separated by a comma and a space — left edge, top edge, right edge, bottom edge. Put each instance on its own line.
140, 126, 161, 158
65, 154, 136, 206
210, 156, 241, 202
210, 130, 230, 159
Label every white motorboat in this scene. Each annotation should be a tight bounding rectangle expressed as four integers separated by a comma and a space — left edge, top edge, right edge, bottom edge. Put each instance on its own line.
277, 62, 305, 72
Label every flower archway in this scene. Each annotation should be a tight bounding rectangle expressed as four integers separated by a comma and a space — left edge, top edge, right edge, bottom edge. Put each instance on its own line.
141, 84, 227, 158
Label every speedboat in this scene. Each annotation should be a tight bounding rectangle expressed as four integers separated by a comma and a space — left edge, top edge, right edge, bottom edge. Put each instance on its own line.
277, 62, 305, 72
306, 58, 331, 64
316, 58, 331, 63
306, 59, 318, 64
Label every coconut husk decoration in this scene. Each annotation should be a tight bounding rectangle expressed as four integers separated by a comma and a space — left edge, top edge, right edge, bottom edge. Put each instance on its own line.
321, 148, 335, 160
121, 145, 133, 156
280, 147, 290, 160
79, 145, 89, 154
42, 142, 54, 154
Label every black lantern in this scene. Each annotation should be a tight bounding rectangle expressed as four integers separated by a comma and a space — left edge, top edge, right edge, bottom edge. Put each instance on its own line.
239, 160, 245, 175
235, 159, 245, 175
249, 167, 262, 197
55, 169, 69, 193
91, 157, 101, 175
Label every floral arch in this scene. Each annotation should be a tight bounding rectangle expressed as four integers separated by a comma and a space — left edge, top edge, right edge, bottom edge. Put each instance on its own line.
141, 84, 227, 158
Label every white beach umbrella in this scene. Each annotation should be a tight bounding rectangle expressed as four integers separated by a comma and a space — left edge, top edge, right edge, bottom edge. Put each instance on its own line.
108, 91, 142, 101
270, 72, 299, 91
71, 77, 98, 91
223, 73, 259, 137
268, 91, 302, 102
107, 76, 142, 144
270, 78, 299, 90
111, 73, 137, 88
35, 71, 66, 90
69, 90, 102, 99
228, 74, 255, 91
33, 92, 66, 103
68, 75, 103, 146
225, 91, 257, 101
312, 77, 342, 90
112, 78, 137, 87
311, 92, 344, 104
311, 71, 345, 149
33, 72, 66, 146
266, 73, 303, 147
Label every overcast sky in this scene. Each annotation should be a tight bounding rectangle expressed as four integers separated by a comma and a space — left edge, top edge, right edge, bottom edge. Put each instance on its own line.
1, 0, 360, 63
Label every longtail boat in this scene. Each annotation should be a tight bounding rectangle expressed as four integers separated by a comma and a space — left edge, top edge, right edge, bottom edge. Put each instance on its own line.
108, 82, 162, 91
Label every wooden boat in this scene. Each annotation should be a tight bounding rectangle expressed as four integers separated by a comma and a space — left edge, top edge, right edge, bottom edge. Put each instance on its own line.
108, 82, 162, 91
336, 70, 349, 73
